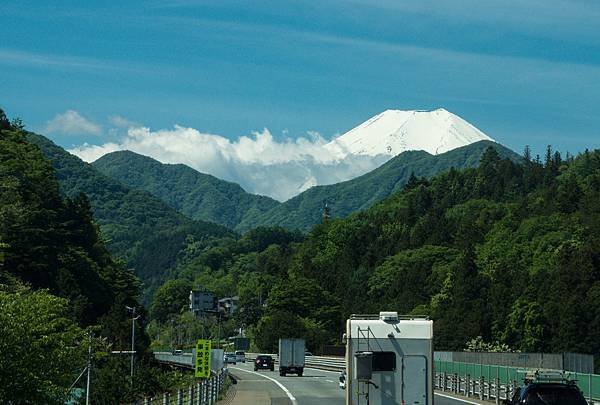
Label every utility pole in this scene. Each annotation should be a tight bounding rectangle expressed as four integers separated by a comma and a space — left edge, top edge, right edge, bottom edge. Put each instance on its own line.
86, 331, 92, 405
126, 306, 140, 387
217, 312, 221, 349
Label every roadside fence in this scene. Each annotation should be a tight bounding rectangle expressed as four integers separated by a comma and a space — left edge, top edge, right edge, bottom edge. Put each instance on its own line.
435, 360, 600, 404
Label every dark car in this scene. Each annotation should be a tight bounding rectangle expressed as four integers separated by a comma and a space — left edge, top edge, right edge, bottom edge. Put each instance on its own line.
254, 355, 275, 371
505, 372, 587, 405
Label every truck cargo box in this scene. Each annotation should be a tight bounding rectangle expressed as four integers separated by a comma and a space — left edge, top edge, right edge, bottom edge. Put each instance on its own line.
278, 338, 305, 376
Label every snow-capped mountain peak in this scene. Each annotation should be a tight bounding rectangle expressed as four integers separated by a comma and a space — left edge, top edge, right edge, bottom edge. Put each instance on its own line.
325, 108, 493, 158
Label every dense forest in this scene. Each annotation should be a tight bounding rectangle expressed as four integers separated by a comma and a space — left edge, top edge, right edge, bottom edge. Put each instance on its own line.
0, 111, 192, 403
236, 140, 520, 231
93, 150, 279, 230
26, 133, 234, 302
91, 140, 520, 233
151, 144, 600, 371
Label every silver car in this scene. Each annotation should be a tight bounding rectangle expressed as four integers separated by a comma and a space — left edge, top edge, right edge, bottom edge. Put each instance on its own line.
224, 353, 237, 364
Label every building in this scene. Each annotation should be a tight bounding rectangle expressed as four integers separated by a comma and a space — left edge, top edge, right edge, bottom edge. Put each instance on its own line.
189, 290, 218, 317
218, 296, 239, 317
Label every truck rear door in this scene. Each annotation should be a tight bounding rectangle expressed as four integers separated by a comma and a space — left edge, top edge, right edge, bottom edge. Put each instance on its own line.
402, 355, 428, 405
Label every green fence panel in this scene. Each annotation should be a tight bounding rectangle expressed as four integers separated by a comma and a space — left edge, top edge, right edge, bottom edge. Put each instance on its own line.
466, 363, 476, 378
573, 373, 586, 397
433, 359, 599, 401
593, 374, 600, 401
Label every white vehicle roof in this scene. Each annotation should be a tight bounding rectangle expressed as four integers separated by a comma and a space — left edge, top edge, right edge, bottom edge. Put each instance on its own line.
348, 312, 432, 339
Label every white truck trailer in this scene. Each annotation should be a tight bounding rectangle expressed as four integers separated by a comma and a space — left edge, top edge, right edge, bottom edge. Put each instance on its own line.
278, 338, 305, 376
345, 312, 433, 405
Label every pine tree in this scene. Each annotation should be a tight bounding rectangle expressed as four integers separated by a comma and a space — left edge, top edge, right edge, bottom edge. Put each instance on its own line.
523, 145, 532, 163
0, 108, 10, 131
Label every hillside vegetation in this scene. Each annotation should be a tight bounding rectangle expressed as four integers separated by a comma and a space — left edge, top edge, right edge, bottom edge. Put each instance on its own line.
237, 140, 520, 231
26, 134, 234, 298
93, 150, 279, 230
0, 111, 191, 402
92, 141, 520, 233
151, 145, 600, 370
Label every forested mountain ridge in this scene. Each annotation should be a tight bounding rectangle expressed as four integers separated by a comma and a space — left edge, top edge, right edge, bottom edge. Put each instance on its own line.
0, 112, 186, 402
151, 145, 600, 371
26, 133, 234, 298
237, 140, 521, 231
92, 150, 280, 230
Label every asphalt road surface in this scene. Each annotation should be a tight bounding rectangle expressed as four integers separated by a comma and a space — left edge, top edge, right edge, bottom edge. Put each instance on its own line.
227, 362, 479, 405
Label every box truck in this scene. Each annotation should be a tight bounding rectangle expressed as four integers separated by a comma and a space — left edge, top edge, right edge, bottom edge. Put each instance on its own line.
345, 312, 433, 405
233, 337, 250, 351
278, 338, 305, 376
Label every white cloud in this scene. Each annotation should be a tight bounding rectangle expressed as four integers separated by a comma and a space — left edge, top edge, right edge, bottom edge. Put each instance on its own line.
108, 115, 139, 128
69, 143, 122, 162
68, 125, 388, 201
44, 110, 102, 135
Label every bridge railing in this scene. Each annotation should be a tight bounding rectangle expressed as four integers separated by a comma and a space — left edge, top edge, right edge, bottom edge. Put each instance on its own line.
435, 360, 600, 403
153, 352, 600, 403
150, 352, 228, 405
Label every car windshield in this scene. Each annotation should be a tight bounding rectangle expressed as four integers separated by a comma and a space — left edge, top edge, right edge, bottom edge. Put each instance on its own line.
523, 385, 587, 405
257, 356, 272, 360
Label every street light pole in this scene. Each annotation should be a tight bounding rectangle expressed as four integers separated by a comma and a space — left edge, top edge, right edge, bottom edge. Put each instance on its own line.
86, 332, 92, 405
126, 306, 140, 387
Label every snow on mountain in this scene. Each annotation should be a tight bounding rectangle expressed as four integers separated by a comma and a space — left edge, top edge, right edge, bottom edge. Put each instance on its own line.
325, 108, 493, 158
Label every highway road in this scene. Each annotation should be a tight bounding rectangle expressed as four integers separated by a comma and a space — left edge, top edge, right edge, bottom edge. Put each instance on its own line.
226, 362, 480, 405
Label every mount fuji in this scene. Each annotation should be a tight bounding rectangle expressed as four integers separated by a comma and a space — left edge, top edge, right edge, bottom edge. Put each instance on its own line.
326, 108, 493, 158
69, 107, 498, 202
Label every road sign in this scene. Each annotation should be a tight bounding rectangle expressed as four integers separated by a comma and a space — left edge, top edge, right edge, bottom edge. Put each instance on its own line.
195, 339, 212, 378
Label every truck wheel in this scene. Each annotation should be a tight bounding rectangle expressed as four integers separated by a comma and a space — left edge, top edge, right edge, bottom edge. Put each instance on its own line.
298, 371, 303, 377
270, 366, 274, 371
280, 371, 285, 376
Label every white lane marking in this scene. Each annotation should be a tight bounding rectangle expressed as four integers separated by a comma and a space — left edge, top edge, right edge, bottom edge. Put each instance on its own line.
325, 379, 334, 383
304, 367, 342, 374
434, 392, 481, 404
231, 367, 298, 405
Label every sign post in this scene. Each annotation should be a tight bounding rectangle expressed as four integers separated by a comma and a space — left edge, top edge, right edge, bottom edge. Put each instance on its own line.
195, 339, 212, 378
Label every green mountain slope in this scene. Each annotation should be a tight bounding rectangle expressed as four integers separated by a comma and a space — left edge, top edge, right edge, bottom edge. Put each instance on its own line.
237, 140, 521, 231
92, 151, 279, 230
156, 146, 600, 365
26, 133, 234, 297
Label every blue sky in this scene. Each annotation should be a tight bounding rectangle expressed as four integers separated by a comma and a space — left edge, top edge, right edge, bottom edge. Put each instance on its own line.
2, 0, 600, 158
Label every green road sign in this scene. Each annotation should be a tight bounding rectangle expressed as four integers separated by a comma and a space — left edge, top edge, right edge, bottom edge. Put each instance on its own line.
195, 339, 212, 378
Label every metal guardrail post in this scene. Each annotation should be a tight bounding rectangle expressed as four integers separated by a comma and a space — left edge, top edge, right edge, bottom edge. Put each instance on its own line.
466, 374, 470, 397
589, 373, 592, 405
163, 392, 169, 405
207, 379, 212, 405
196, 381, 201, 405
144, 398, 150, 405
213, 375, 217, 403
455, 373, 459, 394
188, 385, 194, 405
443, 372, 447, 391
479, 377, 484, 400
177, 389, 183, 405
495, 377, 500, 404
216, 372, 221, 401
